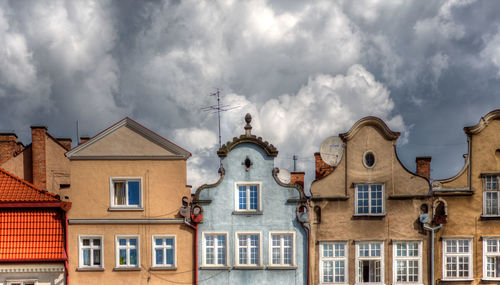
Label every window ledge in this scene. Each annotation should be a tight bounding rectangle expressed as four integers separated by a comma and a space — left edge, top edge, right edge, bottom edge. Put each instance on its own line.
76, 267, 104, 272
113, 267, 142, 271
199, 266, 231, 270
481, 278, 500, 281
108, 207, 144, 212
149, 266, 177, 271
266, 265, 297, 270
480, 215, 500, 220
354, 283, 385, 285
233, 265, 265, 270
232, 211, 263, 215
352, 214, 386, 219
439, 279, 474, 282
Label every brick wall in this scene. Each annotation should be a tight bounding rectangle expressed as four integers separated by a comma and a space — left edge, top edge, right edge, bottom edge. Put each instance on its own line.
314, 152, 335, 179
0, 134, 19, 164
416, 156, 431, 180
290, 172, 305, 187
31, 126, 47, 190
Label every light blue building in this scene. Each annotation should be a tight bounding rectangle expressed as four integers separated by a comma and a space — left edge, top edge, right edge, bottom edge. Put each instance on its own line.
193, 114, 308, 285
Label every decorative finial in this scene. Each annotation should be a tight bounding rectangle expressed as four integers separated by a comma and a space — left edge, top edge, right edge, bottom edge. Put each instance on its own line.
244, 113, 252, 136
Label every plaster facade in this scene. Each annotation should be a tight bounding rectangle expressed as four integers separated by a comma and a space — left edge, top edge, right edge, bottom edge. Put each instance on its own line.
193, 114, 308, 285
0, 263, 65, 285
66, 118, 194, 285
431, 109, 500, 284
309, 117, 431, 285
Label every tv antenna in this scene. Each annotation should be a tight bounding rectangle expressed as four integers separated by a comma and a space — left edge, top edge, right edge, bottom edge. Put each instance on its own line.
201, 89, 239, 167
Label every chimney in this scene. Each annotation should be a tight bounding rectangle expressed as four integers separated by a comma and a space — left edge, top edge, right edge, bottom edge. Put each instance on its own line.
79, 136, 90, 144
31, 125, 47, 190
416, 156, 432, 180
0, 133, 18, 164
315, 152, 335, 179
57, 138, 72, 151
290, 172, 305, 187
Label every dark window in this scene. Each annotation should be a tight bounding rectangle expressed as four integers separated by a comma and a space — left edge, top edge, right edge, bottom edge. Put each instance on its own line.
364, 152, 375, 168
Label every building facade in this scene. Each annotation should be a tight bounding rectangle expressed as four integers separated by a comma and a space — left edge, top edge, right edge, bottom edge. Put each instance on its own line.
65, 118, 194, 284
309, 117, 431, 285
431, 109, 500, 284
193, 114, 308, 285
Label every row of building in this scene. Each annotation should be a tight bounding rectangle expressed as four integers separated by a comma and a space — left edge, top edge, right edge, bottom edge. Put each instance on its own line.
0, 109, 499, 285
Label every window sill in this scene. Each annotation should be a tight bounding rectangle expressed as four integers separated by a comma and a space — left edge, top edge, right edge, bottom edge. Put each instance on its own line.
76, 267, 104, 272
108, 207, 144, 212
199, 266, 231, 270
232, 211, 263, 215
150, 266, 177, 271
233, 265, 265, 270
113, 267, 142, 271
480, 215, 500, 220
352, 214, 386, 219
439, 279, 474, 282
266, 265, 297, 270
354, 283, 385, 285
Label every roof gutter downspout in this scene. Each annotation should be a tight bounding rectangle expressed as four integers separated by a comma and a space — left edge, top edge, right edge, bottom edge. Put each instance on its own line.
299, 221, 310, 285
64, 210, 69, 285
423, 224, 442, 285
184, 218, 198, 285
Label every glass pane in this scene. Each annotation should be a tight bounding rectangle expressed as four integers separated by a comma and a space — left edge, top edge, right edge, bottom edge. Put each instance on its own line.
166, 248, 174, 265
130, 249, 137, 265
166, 238, 174, 246
119, 249, 127, 265
249, 185, 258, 209
93, 249, 101, 265
83, 249, 90, 266
82, 239, 90, 246
93, 239, 100, 246
130, 238, 137, 246
119, 239, 126, 246
323, 261, 333, 282
239, 186, 247, 209
128, 181, 140, 206
114, 182, 125, 205
155, 238, 163, 246
156, 249, 163, 265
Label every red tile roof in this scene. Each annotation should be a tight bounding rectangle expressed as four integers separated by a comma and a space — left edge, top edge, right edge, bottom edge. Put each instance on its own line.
0, 168, 59, 202
0, 209, 65, 261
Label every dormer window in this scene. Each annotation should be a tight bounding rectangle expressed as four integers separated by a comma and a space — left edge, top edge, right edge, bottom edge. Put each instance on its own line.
235, 182, 261, 212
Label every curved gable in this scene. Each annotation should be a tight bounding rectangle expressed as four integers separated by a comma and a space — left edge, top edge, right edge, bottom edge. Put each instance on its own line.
464, 109, 500, 135
340, 116, 400, 141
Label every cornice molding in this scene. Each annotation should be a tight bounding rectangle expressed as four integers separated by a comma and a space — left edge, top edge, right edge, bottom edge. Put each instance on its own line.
339, 116, 400, 141
193, 167, 225, 202
464, 109, 500, 135
272, 168, 307, 201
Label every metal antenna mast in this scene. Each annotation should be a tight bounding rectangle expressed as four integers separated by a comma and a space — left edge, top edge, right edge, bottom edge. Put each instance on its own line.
201, 89, 239, 167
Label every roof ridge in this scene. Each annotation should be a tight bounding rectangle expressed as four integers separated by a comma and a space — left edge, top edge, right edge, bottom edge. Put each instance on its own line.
0, 168, 60, 201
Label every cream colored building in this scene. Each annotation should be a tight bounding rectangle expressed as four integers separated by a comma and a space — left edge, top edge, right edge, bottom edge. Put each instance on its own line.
65, 118, 194, 284
309, 117, 431, 285
431, 109, 500, 284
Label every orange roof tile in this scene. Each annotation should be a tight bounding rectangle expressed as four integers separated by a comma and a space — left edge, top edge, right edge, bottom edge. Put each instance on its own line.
0, 168, 59, 202
0, 209, 65, 261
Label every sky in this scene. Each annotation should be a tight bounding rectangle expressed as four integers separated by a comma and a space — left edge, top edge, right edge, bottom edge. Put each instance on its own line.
0, 0, 499, 190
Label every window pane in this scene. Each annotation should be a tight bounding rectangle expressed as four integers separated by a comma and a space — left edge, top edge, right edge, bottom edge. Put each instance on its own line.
249, 185, 258, 209
166, 238, 174, 246
239, 186, 247, 210
156, 249, 163, 265
166, 248, 174, 265
323, 244, 333, 257
82, 239, 90, 246
323, 261, 333, 282
83, 249, 90, 266
114, 182, 125, 205
119, 249, 127, 265
93, 249, 101, 265
130, 249, 137, 265
119, 239, 126, 246
335, 260, 345, 282
93, 239, 100, 246
128, 181, 140, 206
130, 238, 137, 246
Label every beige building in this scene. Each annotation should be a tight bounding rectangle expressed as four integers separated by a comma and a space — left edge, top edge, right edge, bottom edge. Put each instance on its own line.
431, 109, 500, 284
65, 118, 194, 284
309, 117, 431, 285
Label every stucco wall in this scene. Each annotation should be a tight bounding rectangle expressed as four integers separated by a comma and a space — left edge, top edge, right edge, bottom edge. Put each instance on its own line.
197, 143, 307, 285
0, 263, 65, 285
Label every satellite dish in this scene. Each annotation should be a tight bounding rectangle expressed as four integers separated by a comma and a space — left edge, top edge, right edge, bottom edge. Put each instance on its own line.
277, 168, 291, 184
320, 136, 344, 166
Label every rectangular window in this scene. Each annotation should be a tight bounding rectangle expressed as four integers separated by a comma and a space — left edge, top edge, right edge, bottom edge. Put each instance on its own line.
355, 184, 384, 215
78, 236, 103, 269
269, 232, 295, 267
152, 236, 175, 268
235, 183, 260, 211
6, 281, 37, 285
484, 175, 500, 216
110, 178, 142, 208
320, 242, 348, 284
356, 242, 384, 284
393, 241, 422, 284
442, 239, 473, 280
236, 232, 261, 266
203, 233, 227, 267
116, 236, 139, 268
483, 238, 500, 280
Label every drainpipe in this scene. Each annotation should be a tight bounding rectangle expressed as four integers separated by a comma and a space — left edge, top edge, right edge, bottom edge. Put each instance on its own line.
423, 224, 442, 285
184, 218, 198, 285
299, 221, 310, 285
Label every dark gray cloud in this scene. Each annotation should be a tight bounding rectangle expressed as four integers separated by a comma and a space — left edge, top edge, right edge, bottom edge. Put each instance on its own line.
0, 0, 499, 189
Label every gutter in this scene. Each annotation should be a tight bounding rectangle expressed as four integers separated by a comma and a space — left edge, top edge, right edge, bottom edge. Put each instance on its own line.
184, 218, 198, 285
423, 224, 442, 285
299, 221, 310, 285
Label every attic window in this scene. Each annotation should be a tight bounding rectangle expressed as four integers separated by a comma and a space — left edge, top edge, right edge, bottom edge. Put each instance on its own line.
363, 151, 376, 168
242, 156, 253, 171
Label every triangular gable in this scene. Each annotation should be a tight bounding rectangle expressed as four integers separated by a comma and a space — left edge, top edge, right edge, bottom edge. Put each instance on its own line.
65, 117, 191, 160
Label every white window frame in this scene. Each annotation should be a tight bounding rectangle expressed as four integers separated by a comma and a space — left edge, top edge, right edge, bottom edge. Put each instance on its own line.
109, 177, 143, 209
483, 237, 500, 280
202, 232, 229, 267
319, 241, 348, 284
483, 175, 499, 216
442, 238, 473, 281
115, 235, 140, 268
354, 184, 385, 216
268, 231, 296, 267
152, 235, 176, 268
392, 241, 423, 285
78, 235, 104, 269
234, 182, 262, 212
235, 231, 262, 267
355, 241, 384, 285
6, 281, 37, 285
